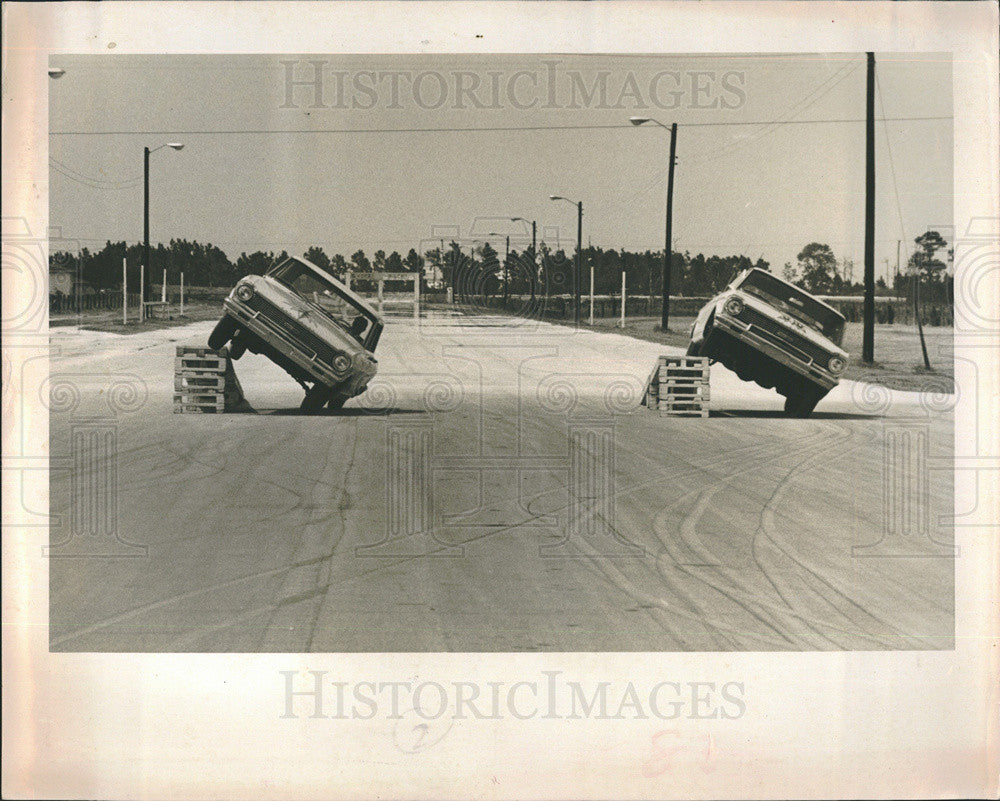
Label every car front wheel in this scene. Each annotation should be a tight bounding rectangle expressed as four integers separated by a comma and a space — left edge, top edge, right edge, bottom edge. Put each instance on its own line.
229, 331, 248, 359
300, 384, 332, 412
326, 393, 348, 411
208, 315, 238, 350
784, 390, 822, 419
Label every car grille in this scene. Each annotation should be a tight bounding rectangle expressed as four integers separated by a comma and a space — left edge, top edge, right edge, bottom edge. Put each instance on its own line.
244, 294, 340, 368
736, 305, 831, 367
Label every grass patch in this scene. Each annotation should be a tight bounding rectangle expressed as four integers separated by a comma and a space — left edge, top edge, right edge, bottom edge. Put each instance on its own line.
53, 303, 222, 335
543, 313, 954, 394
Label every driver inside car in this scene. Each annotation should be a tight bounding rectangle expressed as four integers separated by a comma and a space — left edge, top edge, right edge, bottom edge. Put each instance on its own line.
350, 316, 368, 338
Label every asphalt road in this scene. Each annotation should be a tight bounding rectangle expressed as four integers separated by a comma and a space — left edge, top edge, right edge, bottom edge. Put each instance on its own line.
48, 313, 955, 651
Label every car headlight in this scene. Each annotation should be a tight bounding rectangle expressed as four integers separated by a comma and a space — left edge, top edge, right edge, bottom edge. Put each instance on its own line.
723, 295, 744, 317
827, 355, 847, 374
235, 283, 255, 302
332, 353, 351, 373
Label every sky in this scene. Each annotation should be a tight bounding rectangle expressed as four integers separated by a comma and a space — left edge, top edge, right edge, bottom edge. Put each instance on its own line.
48, 53, 952, 281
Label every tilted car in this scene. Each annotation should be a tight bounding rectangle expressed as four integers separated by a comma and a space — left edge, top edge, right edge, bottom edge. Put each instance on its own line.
687, 268, 849, 418
208, 255, 383, 411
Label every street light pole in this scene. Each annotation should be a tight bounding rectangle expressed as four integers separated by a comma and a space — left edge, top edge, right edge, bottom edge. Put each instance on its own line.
490, 232, 511, 308
663, 122, 677, 331
549, 197, 584, 326
576, 202, 583, 326
143, 142, 184, 306
511, 217, 538, 303
630, 117, 677, 330
504, 235, 509, 307
143, 146, 150, 302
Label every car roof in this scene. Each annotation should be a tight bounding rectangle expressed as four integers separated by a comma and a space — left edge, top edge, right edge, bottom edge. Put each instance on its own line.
742, 268, 846, 320
282, 255, 385, 324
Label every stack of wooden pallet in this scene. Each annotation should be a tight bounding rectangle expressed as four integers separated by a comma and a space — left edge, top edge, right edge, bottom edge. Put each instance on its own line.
174, 346, 235, 413
643, 355, 710, 417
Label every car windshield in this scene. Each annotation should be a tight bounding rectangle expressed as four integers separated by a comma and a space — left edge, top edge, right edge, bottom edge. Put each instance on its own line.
736, 269, 845, 344
268, 258, 381, 348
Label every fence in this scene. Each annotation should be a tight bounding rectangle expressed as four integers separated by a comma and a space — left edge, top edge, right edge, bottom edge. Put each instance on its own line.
49, 285, 953, 327
49, 284, 230, 315
429, 293, 953, 327
49, 292, 141, 315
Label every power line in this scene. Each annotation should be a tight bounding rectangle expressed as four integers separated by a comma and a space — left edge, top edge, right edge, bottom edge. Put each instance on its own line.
48, 158, 143, 190
685, 58, 864, 165
49, 116, 951, 136
875, 71, 913, 270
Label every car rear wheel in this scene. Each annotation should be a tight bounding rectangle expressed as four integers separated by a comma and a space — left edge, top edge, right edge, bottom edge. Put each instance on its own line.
208, 315, 238, 350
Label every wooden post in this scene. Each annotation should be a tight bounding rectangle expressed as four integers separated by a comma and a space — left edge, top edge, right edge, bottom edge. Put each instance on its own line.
414, 273, 420, 320
862, 52, 876, 364
139, 263, 145, 322
180, 272, 185, 316
162, 268, 167, 303
123, 257, 128, 325
377, 277, 384, 315
620, 271, 626, 328
589, 258, 595, 325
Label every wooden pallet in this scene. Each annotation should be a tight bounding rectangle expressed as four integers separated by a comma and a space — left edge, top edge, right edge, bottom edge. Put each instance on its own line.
173, 400, 225, 414
174, 374, 226, 392
177, 345, 227, 358
175, 357, 226, 374
659, 405, 709, 418
645, 355, 711, 416
173, 345, 250, 414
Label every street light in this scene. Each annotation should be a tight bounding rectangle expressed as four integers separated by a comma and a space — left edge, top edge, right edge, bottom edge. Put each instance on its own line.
629, 116, 677, 331
489, 232, 511, 308
549, 195, 583, 327
510, 217, 538, 302
48, 67, 65, 79
143, 142, 185, 306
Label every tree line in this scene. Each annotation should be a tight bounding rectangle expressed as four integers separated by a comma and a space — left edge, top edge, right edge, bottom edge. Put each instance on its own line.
49, 230, 952, 303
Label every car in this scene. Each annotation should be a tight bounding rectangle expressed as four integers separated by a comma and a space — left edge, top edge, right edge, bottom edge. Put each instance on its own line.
687, 268, 849, 418
208, 255, 383, 411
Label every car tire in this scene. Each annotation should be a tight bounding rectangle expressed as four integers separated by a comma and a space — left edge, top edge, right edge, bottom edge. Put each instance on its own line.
229, 331, 248, 360
300, 384, 332, 412
326, 393, 348, 411
208, 315, 238, 350
685, 341, 702, 357
784, 390, 822, 419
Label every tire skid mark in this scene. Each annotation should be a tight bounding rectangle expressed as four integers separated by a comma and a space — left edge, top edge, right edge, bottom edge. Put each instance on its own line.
639, 422, 869, 647
259, 424, 359, 652
539, 425, 844, 647
748, 421, 922, 646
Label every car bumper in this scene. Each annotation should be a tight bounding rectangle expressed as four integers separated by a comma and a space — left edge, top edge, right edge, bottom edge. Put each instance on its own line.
224, 297, 370, 389
713, 314, 840, 390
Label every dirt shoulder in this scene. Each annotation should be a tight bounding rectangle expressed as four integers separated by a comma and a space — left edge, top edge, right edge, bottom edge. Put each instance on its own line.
51, 302, 222, 335
535, 312, 954, 393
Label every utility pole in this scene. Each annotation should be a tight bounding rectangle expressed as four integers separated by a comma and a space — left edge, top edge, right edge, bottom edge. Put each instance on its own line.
892, 239, 903, 298
589, 243, 595, 325
862, 52, 876, 364
503, 235, 510, 308
575, 201, 583, 327
529, 220, 537, 302
662, 122, 677, 331
144, 146, 151, 304
620, 270, 626, 328
914, 263, 931, 369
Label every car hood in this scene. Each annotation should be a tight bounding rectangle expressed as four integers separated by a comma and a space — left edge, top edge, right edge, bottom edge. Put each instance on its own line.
723, 292, 849, 359
240, 274, 373, 358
